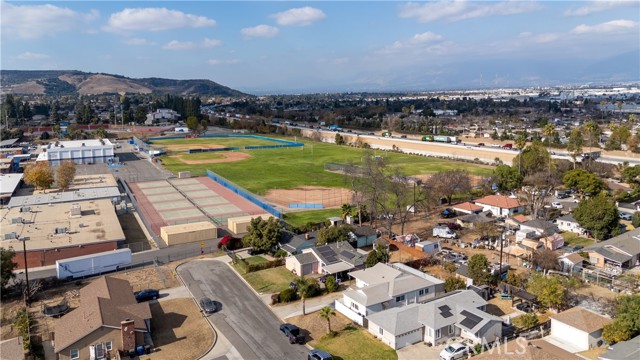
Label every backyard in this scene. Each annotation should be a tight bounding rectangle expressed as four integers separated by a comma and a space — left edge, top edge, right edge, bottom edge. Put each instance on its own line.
284, 208, 342, 227
561, 232, 595, 248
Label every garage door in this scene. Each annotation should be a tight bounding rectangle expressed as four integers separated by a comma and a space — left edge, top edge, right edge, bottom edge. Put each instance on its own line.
301, 263, 313, 276
396, 328, 423, 349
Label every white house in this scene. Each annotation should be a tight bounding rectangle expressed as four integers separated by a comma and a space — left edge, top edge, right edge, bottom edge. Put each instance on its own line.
556, 214, 586, 235
546, 307, 612, 353
366, 290, 503, 350
36, 139, 114, 165
146, 108, 179, 124
474, 195, 524, 217
335, 263, 444, 325
559, 253, 586, 274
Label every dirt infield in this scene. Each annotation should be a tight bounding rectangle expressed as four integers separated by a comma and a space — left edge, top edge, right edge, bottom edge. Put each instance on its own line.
264, 186, 353, 208
171, 152, 250, 164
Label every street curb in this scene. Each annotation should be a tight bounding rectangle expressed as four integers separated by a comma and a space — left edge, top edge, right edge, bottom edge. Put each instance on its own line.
174, 261, 218, 360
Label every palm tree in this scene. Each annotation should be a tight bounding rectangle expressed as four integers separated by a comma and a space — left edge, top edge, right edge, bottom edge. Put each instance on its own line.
296, 276, 311, 315
319, 306, 336, 334
542, 124, 556, 146
582, 121, 600, 167
340, 203, 354, 221
515, 135, 527, 175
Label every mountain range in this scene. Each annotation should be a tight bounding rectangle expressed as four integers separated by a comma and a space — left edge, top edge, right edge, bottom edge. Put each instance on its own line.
0, 70, 250, 97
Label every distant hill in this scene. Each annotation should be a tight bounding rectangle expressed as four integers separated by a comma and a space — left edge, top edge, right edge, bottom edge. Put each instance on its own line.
0, 70, 250, 97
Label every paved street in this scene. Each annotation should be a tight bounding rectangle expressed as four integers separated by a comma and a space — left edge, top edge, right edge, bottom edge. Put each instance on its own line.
177, 260, 309, 360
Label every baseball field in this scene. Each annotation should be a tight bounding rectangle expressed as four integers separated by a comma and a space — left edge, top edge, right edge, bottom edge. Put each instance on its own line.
155, 136, 493, 198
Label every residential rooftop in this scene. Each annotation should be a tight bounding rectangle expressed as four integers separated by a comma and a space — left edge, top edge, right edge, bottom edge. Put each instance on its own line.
0, 199, 124, 251
475, 195, 523, 208
550, 306, 612, 333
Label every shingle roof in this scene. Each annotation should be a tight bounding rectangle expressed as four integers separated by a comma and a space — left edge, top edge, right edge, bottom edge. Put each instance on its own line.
474, 195, 523, 209
591, 247, 632, 263
521, 220, 559, 235
0, 337, 24, 360
54, 277, 151, 353
350, 226, 377, 237
556, 214, 578, 223
562, 252, 586, 265
551, 307, 612, 333
585, 228, 640, 259
294, 252, 317, 265
600, 334, 640, 360
349, 262, 402, 286
366, 304, 423, 335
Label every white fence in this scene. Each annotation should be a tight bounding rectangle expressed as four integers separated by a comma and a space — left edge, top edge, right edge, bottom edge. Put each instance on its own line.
335, 298, 365, 326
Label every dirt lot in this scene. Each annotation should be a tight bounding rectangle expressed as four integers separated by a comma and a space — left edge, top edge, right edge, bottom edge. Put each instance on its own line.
486, 297, 518, 317
1, 266, 180, 345
171, 151, 250, 164
264, 186, 353, 208
574, 283, 623, 301
287, 310, 354, 344
140, 298, 214, 360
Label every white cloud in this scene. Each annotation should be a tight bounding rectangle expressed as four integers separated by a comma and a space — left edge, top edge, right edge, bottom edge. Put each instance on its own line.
208, 59, 240, 65
241, 25, 279, 38
571, 19, 638, 34
123, 38, 154, 46
16, 52, 50, 60
564, 1, 635, 16
412, 31, 443, 43
104, 7, 215, 33
163, 38, 222, 50
271, 7, 326, 26
1, 1, 99, 39
399, 0, 541, 23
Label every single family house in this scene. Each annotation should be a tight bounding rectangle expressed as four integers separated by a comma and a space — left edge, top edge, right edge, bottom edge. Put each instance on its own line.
556, 214, 586, 235
349, 226, 378, 248
279, 230, 318, 255
54, 276, 153, 360
546, 306, 612, 353
452, 202, 483, 215
335, 263, 444, 325
474, 195, 525, 217
584, 228, 640, 270
366, 290, 502, 349
285, 242, 365, 277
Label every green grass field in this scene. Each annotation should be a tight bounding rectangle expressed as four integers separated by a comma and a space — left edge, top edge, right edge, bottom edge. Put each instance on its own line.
152, 137, 279, 148
239, 266, 297, 294
561, 232, 595, 248
158, 137, 493, 195
313, 327, 397, 360
284, 209, 342, 227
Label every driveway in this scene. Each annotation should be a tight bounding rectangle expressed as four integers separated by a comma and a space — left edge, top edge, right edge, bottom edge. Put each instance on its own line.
177, 260, 309, 360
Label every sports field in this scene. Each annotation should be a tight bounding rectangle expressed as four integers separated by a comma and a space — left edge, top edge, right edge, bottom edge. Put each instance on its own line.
153, 137, 279, 148
157, 137, 493, 196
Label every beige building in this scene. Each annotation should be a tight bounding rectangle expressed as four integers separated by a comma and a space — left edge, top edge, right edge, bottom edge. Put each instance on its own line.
54, 276, 152, 360
227, 214, 273, 234
0, 199, 125, 269
160, 221, 217, 246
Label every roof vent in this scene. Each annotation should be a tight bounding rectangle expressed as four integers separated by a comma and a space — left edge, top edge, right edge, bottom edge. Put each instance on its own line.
11, 217, 23, 224
19, 206, 31, 213
54, 227, 69, 235
70, 203, 81, 217
4, 232, 17, 240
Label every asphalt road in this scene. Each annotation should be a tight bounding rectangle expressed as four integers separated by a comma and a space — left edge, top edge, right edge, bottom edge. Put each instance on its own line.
177, 260, 309, 360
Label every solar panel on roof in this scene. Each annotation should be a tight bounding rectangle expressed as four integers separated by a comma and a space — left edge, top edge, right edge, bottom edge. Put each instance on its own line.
438, 305, 453, 318
340, 251, 355, 259
459, 310, 482, 329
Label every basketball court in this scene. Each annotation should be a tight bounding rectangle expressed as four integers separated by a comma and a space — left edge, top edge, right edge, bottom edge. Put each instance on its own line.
129, 176, 268, 237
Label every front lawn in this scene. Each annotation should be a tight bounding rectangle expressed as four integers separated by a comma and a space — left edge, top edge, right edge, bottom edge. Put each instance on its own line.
242, 255, 268, 265
561, 232, 595, 248
239, 266, 297, 294
313, 327, 397, 360
284, 209, 342, 227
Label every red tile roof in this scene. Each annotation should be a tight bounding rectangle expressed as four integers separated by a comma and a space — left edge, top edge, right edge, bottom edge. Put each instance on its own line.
475, 195, 523, 209
512, 215, 529, 223
453, 202, 483, 212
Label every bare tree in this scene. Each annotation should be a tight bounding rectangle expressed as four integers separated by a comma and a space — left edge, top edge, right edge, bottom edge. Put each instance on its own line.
426, 169, 471, 205
520, 172, 560, 219
532, 248, 559, 275
388, 170, 419, 235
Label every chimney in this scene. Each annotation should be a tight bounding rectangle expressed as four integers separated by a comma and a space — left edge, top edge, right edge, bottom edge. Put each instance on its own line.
120, 319, 136, 352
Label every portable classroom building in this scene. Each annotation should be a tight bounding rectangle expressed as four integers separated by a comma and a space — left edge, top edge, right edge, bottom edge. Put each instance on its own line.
227, 214, 273, 234
160, 221, 217, 245
56, 249, 132, 279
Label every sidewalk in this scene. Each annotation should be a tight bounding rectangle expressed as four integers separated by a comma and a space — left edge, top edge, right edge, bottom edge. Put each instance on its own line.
271, 291, 345, 319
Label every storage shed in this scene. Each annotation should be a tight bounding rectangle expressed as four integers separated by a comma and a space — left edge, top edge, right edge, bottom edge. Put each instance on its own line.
227, 213, 273, 234
160, 221, 217, 246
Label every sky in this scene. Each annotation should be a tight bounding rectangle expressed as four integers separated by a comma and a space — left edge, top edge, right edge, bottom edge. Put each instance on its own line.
1, 1, 639, 94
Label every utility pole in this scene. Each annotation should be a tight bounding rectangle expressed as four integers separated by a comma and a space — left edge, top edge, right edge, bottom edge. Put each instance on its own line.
21, 238, 30, 305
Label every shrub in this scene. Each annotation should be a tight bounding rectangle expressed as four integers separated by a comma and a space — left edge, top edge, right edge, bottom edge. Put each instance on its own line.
325, 276, 338, 292
271, 293, 280, 305
246, 258, 285, 272
444, 262, 457, 273
279, 288, 297, 302
512, 313, 539, 329
272, 249, 288, 258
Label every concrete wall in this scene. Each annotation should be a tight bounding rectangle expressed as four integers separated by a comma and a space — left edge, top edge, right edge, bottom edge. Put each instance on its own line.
228, 214, 273, 234
551, 319, 590, 352
335, 298, 365, 326
13, 241, 119, 269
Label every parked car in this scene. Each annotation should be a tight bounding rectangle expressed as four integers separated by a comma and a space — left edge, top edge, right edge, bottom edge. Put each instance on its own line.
551, 202, 563, 209
440, 208, 456, 218
477, 143, 485, 147
433, 226, 457, 239
135, 289, 159, 302
620, 212, 632, 221
440, 343, 470, 360
571, 245, 584, 252
308, 349, 333, 360
438, 222, 461, 230
280, 323, 305, 344
199, 297, 218, 314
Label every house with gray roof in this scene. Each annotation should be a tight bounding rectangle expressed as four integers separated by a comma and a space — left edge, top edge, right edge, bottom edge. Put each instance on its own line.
556, 214, 586, 235
584, 228, 640, 270
366, 290, 502, 349
349, 225, 377, 248
279, 230, 318, 255
599, 334, 640, 360
285, 241, 364, 277
334, 262, 444, 326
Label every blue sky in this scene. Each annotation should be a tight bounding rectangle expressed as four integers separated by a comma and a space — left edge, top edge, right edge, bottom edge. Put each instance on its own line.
1, 1, 639, 93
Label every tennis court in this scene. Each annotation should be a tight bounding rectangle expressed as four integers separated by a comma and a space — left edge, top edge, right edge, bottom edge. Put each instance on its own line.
129, 176, 267, 240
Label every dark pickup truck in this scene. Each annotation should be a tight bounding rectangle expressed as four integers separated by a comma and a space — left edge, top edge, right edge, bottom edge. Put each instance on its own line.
280, 323, 305, 344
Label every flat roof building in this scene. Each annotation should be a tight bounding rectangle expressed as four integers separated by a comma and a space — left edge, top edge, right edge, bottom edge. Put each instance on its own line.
8, 186, 121, 208
0, 173, 23, 204
36, 139, 114, 165
1, 199, 125, 269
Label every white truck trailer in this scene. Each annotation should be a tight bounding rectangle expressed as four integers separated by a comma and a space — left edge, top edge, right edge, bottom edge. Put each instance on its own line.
56, 249, 132, 280
432, 226, 457, 239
